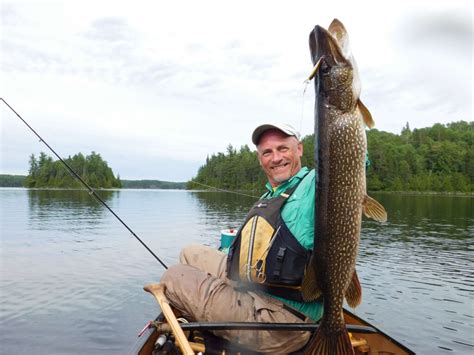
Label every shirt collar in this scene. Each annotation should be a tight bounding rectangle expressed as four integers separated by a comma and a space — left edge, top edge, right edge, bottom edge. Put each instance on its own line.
264, 167, 310, 196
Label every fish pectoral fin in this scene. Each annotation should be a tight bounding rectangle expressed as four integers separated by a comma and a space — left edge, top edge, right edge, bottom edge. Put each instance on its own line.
345, 269, 362, 308
358, 99, 375, 129
362, 195, 388, 222
301, 263, 322, 302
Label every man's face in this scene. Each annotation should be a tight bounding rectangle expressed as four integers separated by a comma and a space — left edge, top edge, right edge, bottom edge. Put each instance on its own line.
257, 129, 303, 187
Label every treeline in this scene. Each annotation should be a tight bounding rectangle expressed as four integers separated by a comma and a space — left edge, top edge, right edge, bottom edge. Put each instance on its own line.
187, 145, 267, 191
121, 180, 186, 189
25, 152, 122, 188
0, 174, 26, 187
188, 121, 473, 193
367, 121, 472, 192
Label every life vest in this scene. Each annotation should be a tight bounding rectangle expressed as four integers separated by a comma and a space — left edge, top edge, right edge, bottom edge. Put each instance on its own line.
226, 184, 312, 302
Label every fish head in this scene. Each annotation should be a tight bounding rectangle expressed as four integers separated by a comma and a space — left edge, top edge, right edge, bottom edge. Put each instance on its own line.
309, 19, 361, 111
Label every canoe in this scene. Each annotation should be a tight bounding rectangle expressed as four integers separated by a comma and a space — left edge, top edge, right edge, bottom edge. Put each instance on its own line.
130, 283, 415, 355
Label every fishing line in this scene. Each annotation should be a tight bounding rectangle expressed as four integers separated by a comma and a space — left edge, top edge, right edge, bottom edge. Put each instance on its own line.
298, 80, 311, 134
190, 180, 258, 198
298, 59, 321, 133
0, 98, 168, 270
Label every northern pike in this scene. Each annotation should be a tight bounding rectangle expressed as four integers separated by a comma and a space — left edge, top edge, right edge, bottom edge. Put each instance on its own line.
301, 19, 387, 354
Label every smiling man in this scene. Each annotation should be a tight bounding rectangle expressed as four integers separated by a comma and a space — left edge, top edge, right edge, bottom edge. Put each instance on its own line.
253, 123, 303, 187
160, 123, 321, 353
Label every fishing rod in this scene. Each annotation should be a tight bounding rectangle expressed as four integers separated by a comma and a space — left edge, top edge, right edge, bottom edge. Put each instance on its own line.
0, 98, 168, 270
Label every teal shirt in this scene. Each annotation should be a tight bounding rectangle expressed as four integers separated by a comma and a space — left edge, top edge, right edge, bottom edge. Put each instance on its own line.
261, 167, 323, 322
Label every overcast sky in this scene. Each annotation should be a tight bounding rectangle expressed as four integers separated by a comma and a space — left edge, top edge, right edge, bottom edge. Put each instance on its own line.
1, 0, 472, 181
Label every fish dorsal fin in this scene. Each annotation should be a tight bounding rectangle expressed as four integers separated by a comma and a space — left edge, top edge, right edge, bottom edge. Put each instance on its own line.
358, 99, 375, 128
301, 260, 322, 302
345, 269, 362, 308
328, 18, 350, 58
362, 195, 387, 222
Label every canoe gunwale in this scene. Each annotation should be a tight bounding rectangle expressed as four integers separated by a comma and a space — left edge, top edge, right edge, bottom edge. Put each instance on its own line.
152, 320, 378, 333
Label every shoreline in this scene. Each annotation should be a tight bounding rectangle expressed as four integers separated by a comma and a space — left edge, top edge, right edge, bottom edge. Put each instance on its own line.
368, 190, 473, 197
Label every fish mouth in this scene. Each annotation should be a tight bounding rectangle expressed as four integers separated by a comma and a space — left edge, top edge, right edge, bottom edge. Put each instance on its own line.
308, 19, 362, 109
309, 23, 348, 68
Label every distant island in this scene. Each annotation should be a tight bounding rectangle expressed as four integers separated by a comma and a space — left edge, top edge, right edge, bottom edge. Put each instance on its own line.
23, 152, 122, 188
0, 151, 186, 189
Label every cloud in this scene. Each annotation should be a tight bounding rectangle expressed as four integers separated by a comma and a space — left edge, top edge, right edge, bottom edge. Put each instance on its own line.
1, 5, 68, 74
193, 78, 221, 89
360, 7, 473, 129
83, 17, 137, 43
0, 2, 19, 26
1, 38, 66, 72
398, 10, 472, 48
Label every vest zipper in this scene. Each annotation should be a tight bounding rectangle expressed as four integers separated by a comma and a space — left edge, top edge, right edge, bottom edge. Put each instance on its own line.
246, 216, 258, 282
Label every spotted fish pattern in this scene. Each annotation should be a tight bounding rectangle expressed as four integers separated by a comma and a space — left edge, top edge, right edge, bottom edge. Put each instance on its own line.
302, 19, 387, 355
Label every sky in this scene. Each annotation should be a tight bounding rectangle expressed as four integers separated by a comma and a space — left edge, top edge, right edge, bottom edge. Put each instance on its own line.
1, 0, 472, 181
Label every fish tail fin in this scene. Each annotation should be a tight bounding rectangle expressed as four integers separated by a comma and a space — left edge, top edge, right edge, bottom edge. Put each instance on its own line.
345, 269, 362, 308
362, 195, 387, 222
304, 327, 355, 355
301, 262, 322, 301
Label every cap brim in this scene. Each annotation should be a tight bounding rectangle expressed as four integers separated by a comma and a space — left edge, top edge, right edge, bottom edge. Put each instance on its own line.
252, 123, 300, 145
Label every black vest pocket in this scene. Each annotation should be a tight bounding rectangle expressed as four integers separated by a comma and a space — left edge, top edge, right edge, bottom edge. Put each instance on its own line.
264, 222, 311, 286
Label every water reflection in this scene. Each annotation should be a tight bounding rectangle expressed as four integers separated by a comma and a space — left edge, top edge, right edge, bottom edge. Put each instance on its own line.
356, 193, 473, 353
28, 189, 117, 210
372, 192, 473, 231
190, 191, 256, 213
189, 191, 256, 229
24, 189, 121, 252
27, 189, 118, 226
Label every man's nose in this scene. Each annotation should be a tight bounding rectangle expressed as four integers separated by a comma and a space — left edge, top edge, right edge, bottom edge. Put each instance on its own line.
271, 151, 283, 162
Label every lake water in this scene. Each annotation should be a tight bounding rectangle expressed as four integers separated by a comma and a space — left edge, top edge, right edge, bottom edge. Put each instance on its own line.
0, 188, 472, 354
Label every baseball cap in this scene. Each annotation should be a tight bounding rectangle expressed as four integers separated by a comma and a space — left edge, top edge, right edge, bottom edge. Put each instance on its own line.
252, 123, 301, 145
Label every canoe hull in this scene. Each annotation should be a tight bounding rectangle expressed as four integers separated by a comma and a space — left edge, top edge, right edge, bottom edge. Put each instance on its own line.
131, 308, 415, 355
343, 309, 414, 355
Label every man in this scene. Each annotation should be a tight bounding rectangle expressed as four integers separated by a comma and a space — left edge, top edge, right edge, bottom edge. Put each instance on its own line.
161, 123, 322, 353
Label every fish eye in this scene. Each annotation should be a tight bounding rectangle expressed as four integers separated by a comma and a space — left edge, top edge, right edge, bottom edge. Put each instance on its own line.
320, 61, 330, 73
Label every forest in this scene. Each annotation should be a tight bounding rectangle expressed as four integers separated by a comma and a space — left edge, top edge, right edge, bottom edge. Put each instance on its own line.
187, 121, 473, 193
0, 174, 25, 187
24, 152, 122, 188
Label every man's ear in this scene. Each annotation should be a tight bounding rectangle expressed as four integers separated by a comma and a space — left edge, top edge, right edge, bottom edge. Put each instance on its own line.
298, 142, 303, 157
